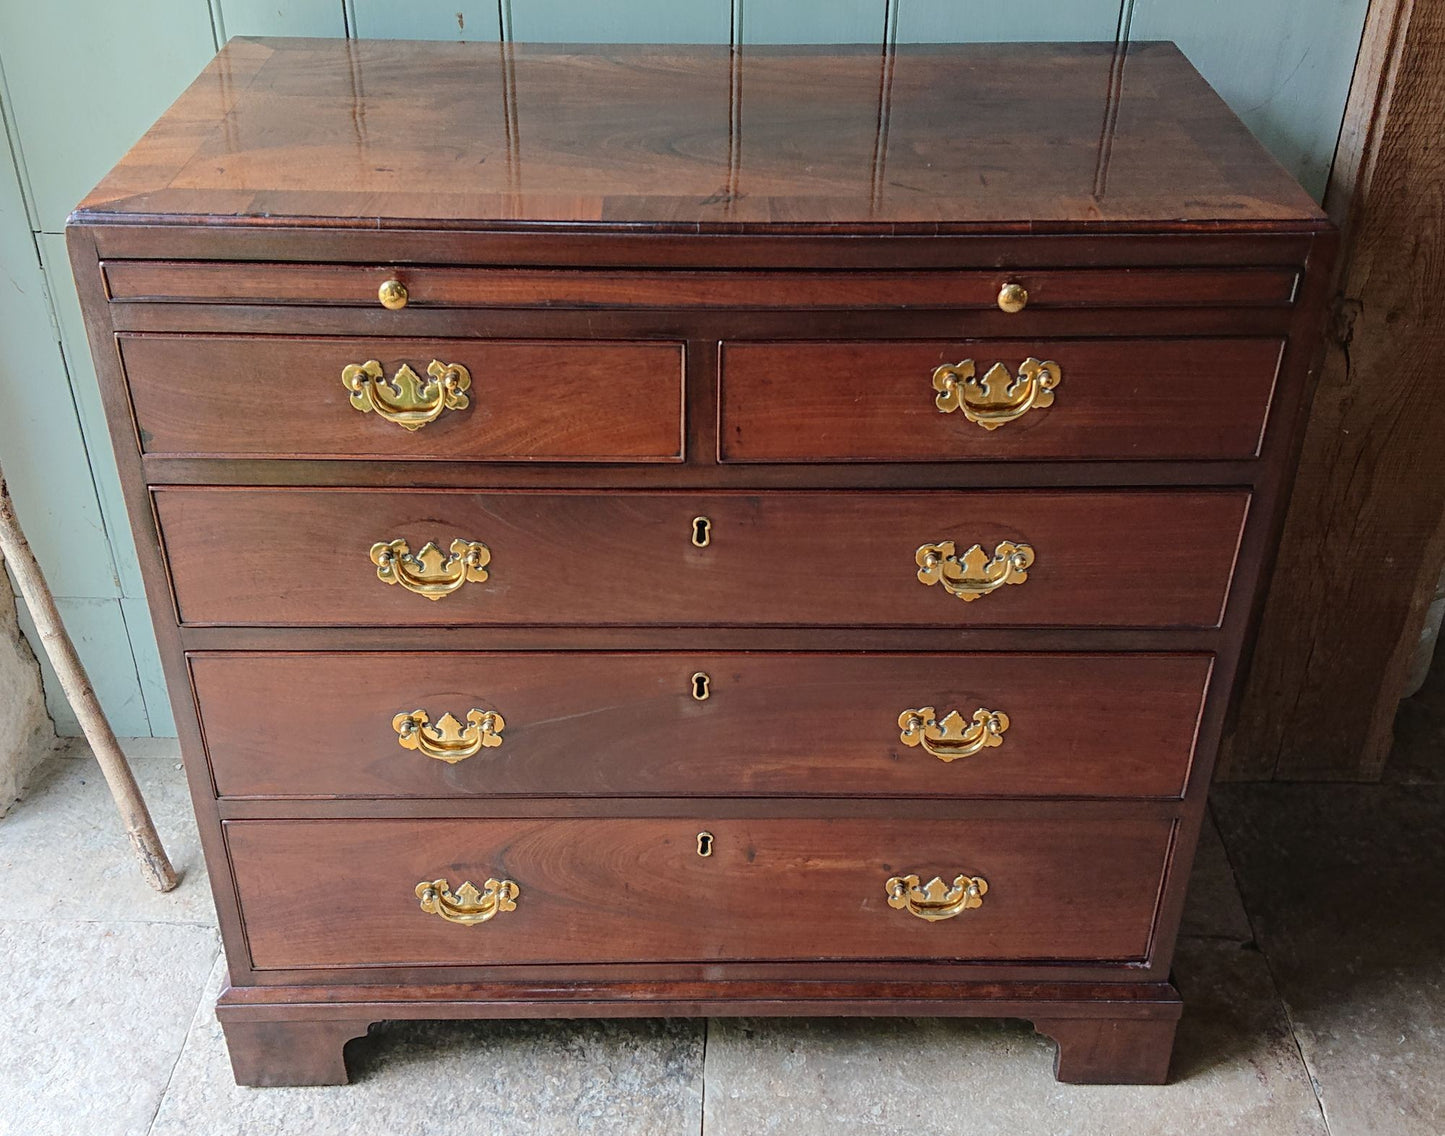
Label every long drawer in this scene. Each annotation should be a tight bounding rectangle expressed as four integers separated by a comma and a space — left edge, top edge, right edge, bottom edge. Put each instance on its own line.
719, 339, 1283, 462
153, 489, 1249, 629
194, 651, 1210, 799
226, 816, 1175, 969
120, 335, 685, 461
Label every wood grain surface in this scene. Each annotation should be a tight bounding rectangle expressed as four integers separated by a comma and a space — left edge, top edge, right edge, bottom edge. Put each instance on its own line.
1221, 0, 1445, 779
101, 262, 1302, 309
225, 815, 1174, 968
720, 338, 1284, 462
74, 40, 1324, 230
192, 651, 1212, 799
120, 335, 684, 461
154, 488, 1250, 629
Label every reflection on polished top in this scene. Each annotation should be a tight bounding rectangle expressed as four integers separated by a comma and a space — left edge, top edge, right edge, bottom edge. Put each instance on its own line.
74, 37, 1325, 231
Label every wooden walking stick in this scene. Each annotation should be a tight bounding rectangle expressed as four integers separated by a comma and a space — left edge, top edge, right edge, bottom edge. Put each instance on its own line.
0, 465, 177, 891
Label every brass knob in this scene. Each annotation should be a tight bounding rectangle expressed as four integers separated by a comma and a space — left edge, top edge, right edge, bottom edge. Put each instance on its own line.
997, 282, 1028, 313
378, 278, 409, 310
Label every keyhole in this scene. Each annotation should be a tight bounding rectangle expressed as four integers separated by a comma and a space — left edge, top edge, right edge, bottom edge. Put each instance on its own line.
691, 516, 712, 548
691, 672, 711, 701
696, 831, 714, 857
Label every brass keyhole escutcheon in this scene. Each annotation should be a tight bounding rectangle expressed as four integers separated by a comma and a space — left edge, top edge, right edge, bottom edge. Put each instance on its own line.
691, 672, 711, 701
691, 516, 712, 548
696, 831, 714, 857
378, 278, 409, 310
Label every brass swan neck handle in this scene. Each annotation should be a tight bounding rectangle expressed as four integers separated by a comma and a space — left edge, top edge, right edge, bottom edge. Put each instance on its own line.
886, 874, 989, 921
899, 707, 1009, 761
415, 878, 519, 925
343, 359, 471, 430
370, 537, 491, 600
916, 540, 1034, 602
933, 357, 1060, 430
394, 709, 505, 763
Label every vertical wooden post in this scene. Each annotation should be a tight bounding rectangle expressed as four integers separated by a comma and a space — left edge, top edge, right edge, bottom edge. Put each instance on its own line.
1220, 0, 1445, 779
0, 468, 178, 891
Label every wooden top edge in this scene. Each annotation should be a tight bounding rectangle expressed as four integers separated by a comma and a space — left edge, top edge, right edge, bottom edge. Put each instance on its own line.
65, 211, 1334, 235
73, 38, 1327, 232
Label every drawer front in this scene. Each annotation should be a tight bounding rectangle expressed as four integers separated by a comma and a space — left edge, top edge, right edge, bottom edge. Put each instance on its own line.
194, 652, 1211, 799
103, 261, 1300, 309
227, 816, 1174, 969
720, 339, 1283, 462
119, 335, 684, 461
155, 489, 1249, 629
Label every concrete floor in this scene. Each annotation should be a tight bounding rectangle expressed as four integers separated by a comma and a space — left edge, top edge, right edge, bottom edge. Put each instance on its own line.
0, 728, 1440, 1136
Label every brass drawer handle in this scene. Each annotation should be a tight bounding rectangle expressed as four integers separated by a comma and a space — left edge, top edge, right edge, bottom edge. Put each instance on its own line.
415, 878, 519, 926
932, 357, 1060, 430
886, 874, 988, 921
343, 359, 471, 431
370, 538, 491, 601
899, 706, 1008, 761
916, 540, 1033, 602
393, 708, 504, 763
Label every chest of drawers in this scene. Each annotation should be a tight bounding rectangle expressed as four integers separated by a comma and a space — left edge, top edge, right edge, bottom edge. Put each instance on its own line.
68, 37, 1335, 1086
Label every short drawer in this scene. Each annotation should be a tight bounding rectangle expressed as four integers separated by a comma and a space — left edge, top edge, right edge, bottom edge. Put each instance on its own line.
119, 335, 683, 461
193, 651, 1211, 799
226, 816, 1174, 969
720, 339, 1283, 462
154, 488, 1249, 629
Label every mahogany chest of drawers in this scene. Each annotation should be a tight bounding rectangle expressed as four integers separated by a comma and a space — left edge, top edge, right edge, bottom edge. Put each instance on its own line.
68, 37, 1335, 1086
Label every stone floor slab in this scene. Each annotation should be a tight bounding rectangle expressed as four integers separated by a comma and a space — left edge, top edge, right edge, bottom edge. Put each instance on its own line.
0, 919, 218, 1136
1180, 805, 1254, 942
1214, 783, 1445, 1136
0, 739, 213, 926
148, 956, 705, 1136
702, 937, 1326, 1136
4, 727, 1437, 1135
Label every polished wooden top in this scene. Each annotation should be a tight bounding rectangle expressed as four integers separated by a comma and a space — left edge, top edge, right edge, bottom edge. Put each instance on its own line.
74, 37, 1325, 233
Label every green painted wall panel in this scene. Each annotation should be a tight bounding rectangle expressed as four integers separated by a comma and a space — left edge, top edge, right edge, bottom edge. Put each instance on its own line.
897, 0, 1124, 41
38, 234, 145, 601
0, 3, 218, 233
349, 0, 501, 40
1130, 0, 1368, 200
15, 598, 151, 737
741, 0, 885, 44
507, 0, 730, 43
119, 596, 175, 737
0, 134, 118, 601
215, 0, 347, 38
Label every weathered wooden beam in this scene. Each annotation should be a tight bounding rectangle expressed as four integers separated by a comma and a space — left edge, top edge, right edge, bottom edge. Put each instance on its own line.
1220, 0, 1445, 780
